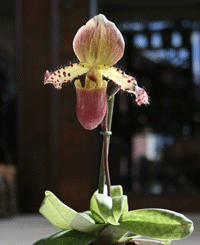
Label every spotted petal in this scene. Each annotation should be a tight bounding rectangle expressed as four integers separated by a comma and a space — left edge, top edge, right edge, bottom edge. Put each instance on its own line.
44, 62, 89, 89
99, 66, 149, 106
73, 14, 124, 67
99, 66, 136, 92
135, 86, 150, 106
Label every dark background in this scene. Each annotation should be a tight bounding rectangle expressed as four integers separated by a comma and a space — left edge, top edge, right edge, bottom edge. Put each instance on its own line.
0, 0, 200, 213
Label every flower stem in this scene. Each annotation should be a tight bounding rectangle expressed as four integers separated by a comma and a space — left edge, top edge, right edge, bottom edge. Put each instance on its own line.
98, 95, 115, 196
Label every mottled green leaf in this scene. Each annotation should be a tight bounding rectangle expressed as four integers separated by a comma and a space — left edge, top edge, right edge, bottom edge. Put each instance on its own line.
39, 190, 76, 230
90, 192, 108, 224
91, 193, 117, 225
97, 185, 124, 197
79, 211, 96, 223
118, 209, 193, 240
93, 226, 128, 244
40, 191, 106, 234
112, 195, 128, 223
33, 229, 96, 245
110, 185, 123, 197
90, 185, 128, 225
118, 232, 141, 244
90, 192, 128, 225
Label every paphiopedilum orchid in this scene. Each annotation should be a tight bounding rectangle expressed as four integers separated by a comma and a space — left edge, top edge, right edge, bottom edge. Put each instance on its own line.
36, 14, 194, 245
44, 14, 149, 130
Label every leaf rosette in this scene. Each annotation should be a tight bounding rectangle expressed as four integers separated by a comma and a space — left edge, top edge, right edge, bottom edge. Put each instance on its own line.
34, 186, 193, 245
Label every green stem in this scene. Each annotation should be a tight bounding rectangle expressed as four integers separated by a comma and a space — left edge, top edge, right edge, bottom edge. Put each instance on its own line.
98, 95, 115, 195
98, 146, 106, 194
107, 95, 115, 131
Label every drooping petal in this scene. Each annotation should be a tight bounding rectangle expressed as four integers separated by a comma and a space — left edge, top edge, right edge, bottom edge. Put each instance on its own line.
100, 66, 149, 106
75, 79, 107, 130
134, 86, 150, 106
99, 66, 137, 92
73, 14, 125, 67
44, 62, 89, 89
44, 70, 52, 81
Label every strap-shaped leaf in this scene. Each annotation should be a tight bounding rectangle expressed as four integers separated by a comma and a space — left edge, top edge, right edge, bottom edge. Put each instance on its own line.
117, 232, 141, 244
93, 226, 128, 244
33, 229, 96, 245
79, 211, 96, 223
40, 191, 106, 234
39, 191, 76, 230
70, 211, 106, 234
118, 209, 193, 240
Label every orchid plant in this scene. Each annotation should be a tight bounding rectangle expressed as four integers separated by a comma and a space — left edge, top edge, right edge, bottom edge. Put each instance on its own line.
34, 14, 193, 245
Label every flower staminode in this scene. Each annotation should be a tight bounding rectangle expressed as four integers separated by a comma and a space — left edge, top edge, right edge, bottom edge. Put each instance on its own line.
44, 14, 149, 130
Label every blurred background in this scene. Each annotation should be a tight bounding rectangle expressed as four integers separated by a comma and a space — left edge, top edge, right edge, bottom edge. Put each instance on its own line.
0, 0, 200, 243
0, 0, 200, 244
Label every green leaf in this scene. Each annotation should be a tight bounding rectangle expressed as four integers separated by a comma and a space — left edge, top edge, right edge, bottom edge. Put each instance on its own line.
118, 209, 194, 240
162, 240, 172, 244
93, 226, 128, 244
127, 239, 165, 245
40, 191, 106, 234
112, 195, 128, 223
110, 185, 123, 197
90, 193, 108, 224
90, 185, 128, 225
98, 185, 124, 197
70, 211, 106, 234
90, 192, 128, 225
33, 229, 96, 245
79, 211, 96, 223
39, 190, 76, 230
91, 193, 117, 225
118, 232, 141, 244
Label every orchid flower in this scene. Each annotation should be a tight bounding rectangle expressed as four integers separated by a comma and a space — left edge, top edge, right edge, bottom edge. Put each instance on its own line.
44, 14, 149, 130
